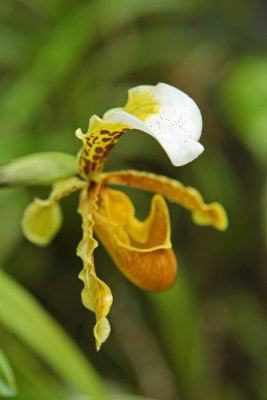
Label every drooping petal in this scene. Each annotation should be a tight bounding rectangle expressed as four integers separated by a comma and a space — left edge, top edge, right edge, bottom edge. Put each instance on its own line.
101, 170, 228, 231
76, 115, 131, 180
22, 177, 87, 246
104, 83, 204, 166
76, 83, 203, 178
93, 188, 177, 292
77, 184, 113, 350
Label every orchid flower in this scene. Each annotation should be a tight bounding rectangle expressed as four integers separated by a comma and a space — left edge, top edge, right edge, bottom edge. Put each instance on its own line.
15, 83, 227, 350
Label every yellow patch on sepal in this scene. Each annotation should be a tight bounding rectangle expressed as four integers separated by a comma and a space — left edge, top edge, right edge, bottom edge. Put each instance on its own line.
76, 115, 131, 180
77, 184, 113, 350
93, 188, 177, 292
124, 86, 161, 121
101, 170, 228, 231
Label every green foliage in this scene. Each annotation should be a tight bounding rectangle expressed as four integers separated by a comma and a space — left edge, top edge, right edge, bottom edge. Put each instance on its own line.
217, 55, 267, 167
0, 269, 107, 399
0, 348, 16, 397
147, 272, 207, 397
0, 0, 266, 399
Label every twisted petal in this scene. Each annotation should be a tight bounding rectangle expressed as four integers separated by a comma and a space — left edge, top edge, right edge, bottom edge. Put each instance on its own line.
104, 83, 204, 166
93, 188, 177, 292
77, 184, 113, 350
22, 177, 86, 246
101, 170, 228, 231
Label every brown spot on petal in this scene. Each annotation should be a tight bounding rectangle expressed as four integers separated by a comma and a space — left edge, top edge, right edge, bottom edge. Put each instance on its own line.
76, 117, 132, 179
105, 144, 115, 152
91, 162, 97, 171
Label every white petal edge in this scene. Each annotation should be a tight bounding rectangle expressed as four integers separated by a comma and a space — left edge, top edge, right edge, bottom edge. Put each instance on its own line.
105, 109, 204, 166
104, 83, 204, 166
151, 83, 203, 142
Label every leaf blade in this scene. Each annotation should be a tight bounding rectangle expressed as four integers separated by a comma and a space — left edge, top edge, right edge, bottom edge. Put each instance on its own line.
0, 269, 108, 399
0, 347, 16, 397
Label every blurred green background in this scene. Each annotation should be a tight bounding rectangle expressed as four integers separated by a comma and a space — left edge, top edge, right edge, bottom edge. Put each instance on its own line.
0, 0, 267, 399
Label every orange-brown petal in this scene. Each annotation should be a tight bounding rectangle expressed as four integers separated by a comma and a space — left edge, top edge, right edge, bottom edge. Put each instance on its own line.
93, 188, 177, 292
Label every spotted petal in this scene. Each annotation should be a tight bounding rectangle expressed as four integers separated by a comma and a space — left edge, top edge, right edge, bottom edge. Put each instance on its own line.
93, 188, 177, 292
76, 116, 131, 180
104, 83, 204, 166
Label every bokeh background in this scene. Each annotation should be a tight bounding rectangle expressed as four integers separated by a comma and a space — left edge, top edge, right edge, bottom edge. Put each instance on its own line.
0, 0, 267, 399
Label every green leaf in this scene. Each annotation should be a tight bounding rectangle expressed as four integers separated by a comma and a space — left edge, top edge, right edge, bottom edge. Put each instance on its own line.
217, 55, 267, 167
0, 190, 28, 265
0, 0, 203, 139
262, 179, 267, 250
0, 347, 16, 397
0, 269, 108, 400
0, 333, 71, 400
147, 269, 207, 396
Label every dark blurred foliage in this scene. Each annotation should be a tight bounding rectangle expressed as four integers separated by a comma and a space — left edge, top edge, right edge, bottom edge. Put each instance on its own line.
0, 0, 267, 399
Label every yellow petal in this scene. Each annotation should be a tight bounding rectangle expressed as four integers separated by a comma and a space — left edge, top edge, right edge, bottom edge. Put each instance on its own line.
93, 188, 177, 292
76, 115, 131, 180
77, 185, 113, 350
22, 199, 62, 246
101, 170, 228, 231
21, 177, 86, 246
48, 176, 87, 201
